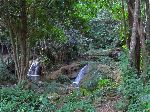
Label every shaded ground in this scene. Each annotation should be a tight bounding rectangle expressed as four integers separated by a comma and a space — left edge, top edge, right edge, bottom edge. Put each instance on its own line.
96, 101, 116, 112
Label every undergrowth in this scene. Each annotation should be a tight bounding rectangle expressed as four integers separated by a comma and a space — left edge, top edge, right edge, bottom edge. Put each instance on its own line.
116, 52, 150, 112
0, 72, 117, 112
0, 81, 96, 112
0, 53, 122, 112
0, 86, 56, 112
0, 65, 17, 83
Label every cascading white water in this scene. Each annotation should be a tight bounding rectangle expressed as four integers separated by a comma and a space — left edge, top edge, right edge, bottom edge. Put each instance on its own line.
27, 58, 40, 81
72, 64, 88, 87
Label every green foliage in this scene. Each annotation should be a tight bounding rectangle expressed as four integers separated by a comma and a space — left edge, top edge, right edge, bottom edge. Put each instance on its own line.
89, 9, 120, 49
100, 0, 128, 46
57, 99, 95, 112
0, 69, 17, 83
80, 74, 117, 98
80, 88, 92, 96
0, 61, 17, 83
56, 75, 71, 84
27, 1, 67, 47
98, 79, 112, 88
55, 89, 96, 112
111, 1, 128, 21
43, 82, 68, 94
0, 87, 56, 112
116, 52, 150, 112
73, 1, 99, 21
146, 40, 150, 71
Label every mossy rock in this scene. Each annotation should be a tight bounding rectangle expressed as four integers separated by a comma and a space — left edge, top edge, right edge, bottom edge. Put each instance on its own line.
80, 62, 104, 90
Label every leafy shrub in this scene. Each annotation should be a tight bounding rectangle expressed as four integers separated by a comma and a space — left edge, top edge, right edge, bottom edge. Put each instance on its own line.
0, 63, 17, 83
89, 9, 120, 49
56, 75, 71, 84
0, 87, 56, 112
56, 90, 96, 112
43, 81, 69, 94
56, 100, 95, 112
116, 52, 150, 112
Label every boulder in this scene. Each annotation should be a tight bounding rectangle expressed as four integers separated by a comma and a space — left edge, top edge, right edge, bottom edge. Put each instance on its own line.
47, 62, 82, 80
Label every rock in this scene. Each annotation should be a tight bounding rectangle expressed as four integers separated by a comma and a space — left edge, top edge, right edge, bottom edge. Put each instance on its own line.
80, 62, 121, 89
80, 63, 102, 89
98, 64, 121, 82
97, 64, 114, 79
112, 70, 121, 83
97, 64, 112, 74
46, 62, 82, 80
47, 69, 62, 80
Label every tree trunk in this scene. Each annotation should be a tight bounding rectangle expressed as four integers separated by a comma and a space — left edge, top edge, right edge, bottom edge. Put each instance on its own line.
2, 0, 29, 82
138, 23, 148, 82
9, 30, 20, 77
127, 0, 135, 48
138, 0, 150, 82
129, 0, 140, 68
121, 0, 127, 44
135, 32, 140, 74
144, 0, 150, 39
19, 0, 28, 81
3, 0, 21, 77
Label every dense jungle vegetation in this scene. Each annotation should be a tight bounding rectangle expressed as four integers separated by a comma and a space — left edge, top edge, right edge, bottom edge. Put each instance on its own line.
0, 0, 150, 112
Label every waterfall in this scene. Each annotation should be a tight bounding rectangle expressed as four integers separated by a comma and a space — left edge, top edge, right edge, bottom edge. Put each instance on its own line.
72, 64, 88, 87
27, 58, 40, 81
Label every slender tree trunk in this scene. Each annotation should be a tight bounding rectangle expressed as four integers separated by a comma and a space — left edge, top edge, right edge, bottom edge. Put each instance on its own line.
19, 0, 28, 81
135, 1, 141, 74
135, 32, 140, 74
138, 0, 150, 82
138, 23, 148, 82
127, 0, 135, 48
121, 0, 128, 45
129, 0, 139, 68
9, 30, 20, 77
144, 0, 150, 39
3, 0, 21, 77
0, 42, 7, 66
